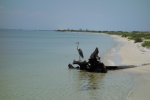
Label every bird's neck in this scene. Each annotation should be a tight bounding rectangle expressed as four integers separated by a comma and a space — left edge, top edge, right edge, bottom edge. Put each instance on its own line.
77, 44, 79, 50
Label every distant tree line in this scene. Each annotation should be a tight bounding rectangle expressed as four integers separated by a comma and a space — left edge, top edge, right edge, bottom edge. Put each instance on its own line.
57, 29, 150, 34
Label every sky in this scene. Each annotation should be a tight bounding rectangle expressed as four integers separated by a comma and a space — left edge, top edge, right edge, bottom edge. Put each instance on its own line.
0, 0, 150, 31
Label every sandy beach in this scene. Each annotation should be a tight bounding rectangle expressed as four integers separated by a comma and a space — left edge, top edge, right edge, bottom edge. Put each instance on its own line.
113, 35, 150, 100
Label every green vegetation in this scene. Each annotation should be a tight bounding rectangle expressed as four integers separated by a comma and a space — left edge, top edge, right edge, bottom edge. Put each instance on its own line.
142, 41, 150, 47
134, 37, 143, 43
103, 31, 150, 44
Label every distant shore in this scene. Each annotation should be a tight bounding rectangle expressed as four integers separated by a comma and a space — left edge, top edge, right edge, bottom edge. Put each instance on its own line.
56, 29, 150, 33
57, 29, 150, 48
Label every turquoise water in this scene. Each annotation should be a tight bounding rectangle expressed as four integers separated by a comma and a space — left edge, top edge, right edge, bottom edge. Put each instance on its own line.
0, 30, 134, 100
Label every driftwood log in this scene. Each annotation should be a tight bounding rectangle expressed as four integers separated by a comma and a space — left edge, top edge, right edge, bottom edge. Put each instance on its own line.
69, 47, 108, 73
68, 63, 137, 70
68, 47, 137, 73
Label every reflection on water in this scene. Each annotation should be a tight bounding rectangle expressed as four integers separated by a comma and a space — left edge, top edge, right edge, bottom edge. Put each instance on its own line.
69, 70, 134, 100
77, 71, 105, 91
77, 71, 106, 100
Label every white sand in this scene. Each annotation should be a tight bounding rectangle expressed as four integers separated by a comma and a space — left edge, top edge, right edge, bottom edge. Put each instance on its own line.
113, 35, 150, 100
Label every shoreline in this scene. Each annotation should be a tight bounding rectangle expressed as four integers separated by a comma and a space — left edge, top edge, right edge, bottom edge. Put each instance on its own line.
58, 31, 150, 99
111, 35, 150, 100
102, 34, 124, 66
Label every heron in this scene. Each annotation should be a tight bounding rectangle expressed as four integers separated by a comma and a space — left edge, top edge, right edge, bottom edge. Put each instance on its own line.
75, 42, 84, 61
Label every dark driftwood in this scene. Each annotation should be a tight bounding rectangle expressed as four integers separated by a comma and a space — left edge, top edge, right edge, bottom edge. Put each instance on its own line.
105, 65, 137, 70
73, 60, 88, 70
70, 60, 107, 73
68, 63, 137, 70
68, 47, 137, 73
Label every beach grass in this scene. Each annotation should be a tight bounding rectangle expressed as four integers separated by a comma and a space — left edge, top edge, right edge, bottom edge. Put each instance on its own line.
107, 32, 150, 44
142, 41, 150, 47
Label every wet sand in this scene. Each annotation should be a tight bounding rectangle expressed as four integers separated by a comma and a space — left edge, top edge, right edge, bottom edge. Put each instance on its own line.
113, 35, 150, 100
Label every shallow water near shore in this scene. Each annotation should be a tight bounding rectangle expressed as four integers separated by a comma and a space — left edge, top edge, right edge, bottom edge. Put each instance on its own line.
102, 36, 124, 66
0, 30, 134, 100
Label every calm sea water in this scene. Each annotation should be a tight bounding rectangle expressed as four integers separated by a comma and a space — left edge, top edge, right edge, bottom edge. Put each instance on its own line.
0, 30, 134, 100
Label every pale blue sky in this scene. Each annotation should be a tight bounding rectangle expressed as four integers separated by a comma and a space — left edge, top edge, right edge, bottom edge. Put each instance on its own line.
0, 0, 150, 31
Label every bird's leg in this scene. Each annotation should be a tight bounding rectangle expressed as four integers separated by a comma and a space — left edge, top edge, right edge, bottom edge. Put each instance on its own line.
79, 56, 81, 61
